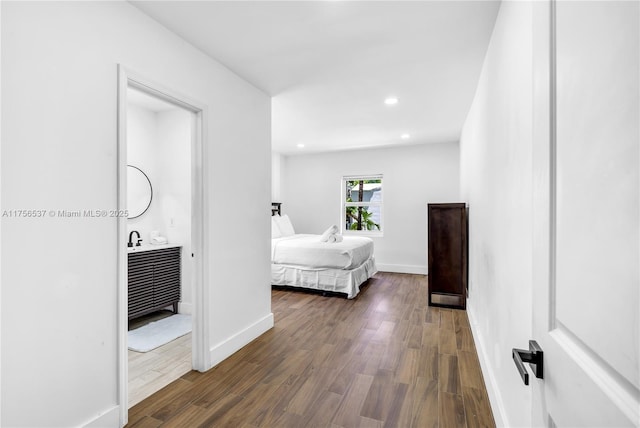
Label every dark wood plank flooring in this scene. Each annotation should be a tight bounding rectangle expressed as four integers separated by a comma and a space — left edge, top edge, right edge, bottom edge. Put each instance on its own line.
127, 272, 495, 427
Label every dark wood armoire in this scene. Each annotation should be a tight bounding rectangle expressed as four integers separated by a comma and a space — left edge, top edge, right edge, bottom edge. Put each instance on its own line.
428, 203, 468, 309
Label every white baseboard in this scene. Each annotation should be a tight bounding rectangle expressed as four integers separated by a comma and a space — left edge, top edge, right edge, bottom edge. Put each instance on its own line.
376, 263, 427, 275
178, 302, 193, 315
209, 313, 274, 368
82, 405, 119, 428
467, 302, 508, 428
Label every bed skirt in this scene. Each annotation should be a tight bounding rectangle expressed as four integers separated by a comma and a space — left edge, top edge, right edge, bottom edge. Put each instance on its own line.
271, 256, 377, 299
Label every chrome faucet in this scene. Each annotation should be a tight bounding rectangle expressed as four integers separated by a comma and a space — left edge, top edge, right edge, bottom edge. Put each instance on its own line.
128, 230, 142, 247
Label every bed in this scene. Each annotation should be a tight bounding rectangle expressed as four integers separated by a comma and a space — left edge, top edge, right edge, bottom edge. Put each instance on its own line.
271, 203, 377, 298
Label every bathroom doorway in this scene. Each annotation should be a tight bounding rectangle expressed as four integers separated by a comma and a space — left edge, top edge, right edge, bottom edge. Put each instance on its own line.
126, 86, 193, 408
117, 66, 209, 424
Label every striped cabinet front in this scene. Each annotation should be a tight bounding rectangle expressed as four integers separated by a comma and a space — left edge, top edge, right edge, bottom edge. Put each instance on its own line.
128, 247, 181, 320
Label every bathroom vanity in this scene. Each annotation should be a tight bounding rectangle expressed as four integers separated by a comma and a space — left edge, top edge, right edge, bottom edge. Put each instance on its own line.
128, 244, 181, 320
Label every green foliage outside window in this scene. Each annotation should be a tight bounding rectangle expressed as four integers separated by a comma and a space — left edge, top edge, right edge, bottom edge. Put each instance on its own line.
345, 179, 381, 231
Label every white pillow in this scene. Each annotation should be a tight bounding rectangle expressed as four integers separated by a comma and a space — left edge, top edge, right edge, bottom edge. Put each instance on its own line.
271, 216, 283, 239
275, 214, 296, 237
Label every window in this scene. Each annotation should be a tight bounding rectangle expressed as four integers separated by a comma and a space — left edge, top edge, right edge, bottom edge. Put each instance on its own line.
342, 175, 383, 235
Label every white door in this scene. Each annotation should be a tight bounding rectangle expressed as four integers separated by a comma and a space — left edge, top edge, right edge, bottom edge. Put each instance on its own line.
531, 1, 639, 426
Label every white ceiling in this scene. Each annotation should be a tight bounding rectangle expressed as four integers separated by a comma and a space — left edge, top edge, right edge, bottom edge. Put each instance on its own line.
130, 1, 500, 155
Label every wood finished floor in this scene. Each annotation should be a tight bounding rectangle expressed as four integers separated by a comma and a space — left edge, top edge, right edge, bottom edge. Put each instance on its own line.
127, 272, 495, 427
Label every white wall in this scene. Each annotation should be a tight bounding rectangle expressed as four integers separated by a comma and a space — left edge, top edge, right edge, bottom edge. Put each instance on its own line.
127, 104, 194, 312
271, 152, 283, 202
127, 103, 164, 236
156, 109, 193, 313
459, 2, 533, 427
281, 143, 460, 274
1, 2, 272, 427
0, 2, 3, 423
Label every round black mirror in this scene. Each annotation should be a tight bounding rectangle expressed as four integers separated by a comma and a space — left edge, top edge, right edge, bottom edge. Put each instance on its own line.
127, 165, 153, 219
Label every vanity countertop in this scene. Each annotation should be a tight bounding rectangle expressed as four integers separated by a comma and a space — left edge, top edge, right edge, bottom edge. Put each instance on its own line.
127, 243, 182, 253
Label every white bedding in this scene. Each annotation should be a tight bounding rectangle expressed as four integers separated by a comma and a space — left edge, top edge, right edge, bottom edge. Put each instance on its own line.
271, 234, 374, 270
272, 256, 377, 299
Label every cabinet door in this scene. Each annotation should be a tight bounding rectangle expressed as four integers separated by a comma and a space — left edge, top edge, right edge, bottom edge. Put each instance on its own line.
128, 254, 154, 319
152, 247, 181, 309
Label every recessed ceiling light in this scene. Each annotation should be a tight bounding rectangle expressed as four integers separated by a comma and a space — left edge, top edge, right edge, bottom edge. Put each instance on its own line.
384, 97, 398, 105
297, 143, 305, 148
401, 134, 411, 140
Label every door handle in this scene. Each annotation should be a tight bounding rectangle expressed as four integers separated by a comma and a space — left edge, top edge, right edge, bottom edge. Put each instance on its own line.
512, 340, 543, 385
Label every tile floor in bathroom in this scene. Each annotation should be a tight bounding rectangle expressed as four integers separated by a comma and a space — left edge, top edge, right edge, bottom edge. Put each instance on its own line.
128, 310, 192, 408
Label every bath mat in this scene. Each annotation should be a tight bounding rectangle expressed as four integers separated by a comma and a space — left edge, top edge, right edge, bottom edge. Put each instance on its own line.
128, 314, 191, 352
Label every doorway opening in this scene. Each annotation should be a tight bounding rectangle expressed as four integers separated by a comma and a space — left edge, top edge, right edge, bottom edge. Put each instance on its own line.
117, 66, 208, 425
125, 86, 193, 407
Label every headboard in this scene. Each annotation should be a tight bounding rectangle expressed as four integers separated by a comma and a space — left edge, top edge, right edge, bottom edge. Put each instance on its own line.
271, 202, 282, 216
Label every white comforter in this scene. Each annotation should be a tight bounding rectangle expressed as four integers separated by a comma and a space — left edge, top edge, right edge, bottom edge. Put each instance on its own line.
271, 234, 374, 270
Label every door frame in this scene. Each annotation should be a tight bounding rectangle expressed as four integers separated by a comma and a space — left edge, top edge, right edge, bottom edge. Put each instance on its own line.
116, 65, 210, 425
531, 1, 554, 424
